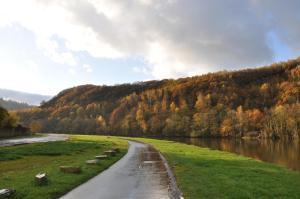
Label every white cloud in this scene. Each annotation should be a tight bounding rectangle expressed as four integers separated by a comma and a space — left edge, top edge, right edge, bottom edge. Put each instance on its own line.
133, 66, 150, 75
83, 64, 93, 73
68, 68, 76, 75
36, 38, 77, 66
24, 60, 39, 72
0, 0, 299, 79
0, 60, 41, 93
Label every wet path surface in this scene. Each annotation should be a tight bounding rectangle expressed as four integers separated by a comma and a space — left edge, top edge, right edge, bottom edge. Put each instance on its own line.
0, 134, 69, 147
60, 141, 179, 199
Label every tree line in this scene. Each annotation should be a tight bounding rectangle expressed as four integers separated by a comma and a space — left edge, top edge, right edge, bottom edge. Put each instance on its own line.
0, 98, 33, 111
0, 106, 29, 138
16, 57, 300, 139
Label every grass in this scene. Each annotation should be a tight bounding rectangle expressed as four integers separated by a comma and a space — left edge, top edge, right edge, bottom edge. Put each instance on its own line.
0, 135, 128, 199
133, 138, 300, 199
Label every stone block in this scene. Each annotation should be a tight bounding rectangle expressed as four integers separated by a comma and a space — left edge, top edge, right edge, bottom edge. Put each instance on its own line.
86, 159, 99, 165
95, 155, 108, 160
0, 189, 15, 198
35, 173, 47, 185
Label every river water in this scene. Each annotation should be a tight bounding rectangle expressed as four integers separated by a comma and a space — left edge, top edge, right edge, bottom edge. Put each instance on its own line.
170, 138, 300, 171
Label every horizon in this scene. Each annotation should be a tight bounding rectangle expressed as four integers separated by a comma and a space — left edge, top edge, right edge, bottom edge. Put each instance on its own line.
1, 55, 300, 97
1, 0, 300, 95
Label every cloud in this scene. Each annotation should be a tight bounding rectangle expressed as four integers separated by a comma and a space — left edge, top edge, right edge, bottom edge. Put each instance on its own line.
68, 68, 76, 75
133, 66, 150, 75
36, 37, 77, 66
83, 64, 93, 73
0, 60, 41, 93
257, 1, 300, 52
0, 0, 299, 79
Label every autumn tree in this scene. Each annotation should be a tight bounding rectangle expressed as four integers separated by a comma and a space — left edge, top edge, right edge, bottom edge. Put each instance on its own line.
220, 110, 237, 137
260, 83, 270, 107
236, 106, 247, 137
30, 121, 42, 133
97, 115, 107, 129
290, 65, 300, 81
136, 105, 148, 133
0, 107, 9, 127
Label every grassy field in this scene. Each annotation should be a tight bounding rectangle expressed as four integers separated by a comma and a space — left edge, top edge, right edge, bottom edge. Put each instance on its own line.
0, 135, 128, 199
134, 138, 300, 199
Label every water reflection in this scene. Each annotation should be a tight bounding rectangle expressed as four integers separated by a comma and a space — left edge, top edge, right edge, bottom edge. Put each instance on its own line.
170, 138, 300, 171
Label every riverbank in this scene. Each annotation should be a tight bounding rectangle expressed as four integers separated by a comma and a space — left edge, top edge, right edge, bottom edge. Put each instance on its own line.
0, 135, 127, 199
134, 138, 300, 199
167, 137, 300, 171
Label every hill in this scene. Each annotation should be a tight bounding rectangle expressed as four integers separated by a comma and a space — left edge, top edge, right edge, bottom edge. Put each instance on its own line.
0, 98, 33, 110
0, 89, 51, 106
17, 57, 300, 139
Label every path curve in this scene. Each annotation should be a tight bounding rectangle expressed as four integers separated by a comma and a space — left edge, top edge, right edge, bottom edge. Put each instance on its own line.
0, 134, 69, 147
60, 141, 182, 199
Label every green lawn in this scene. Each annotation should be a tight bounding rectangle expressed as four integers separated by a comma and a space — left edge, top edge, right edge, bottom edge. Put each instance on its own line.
133, 138, 300, 199
0, 135, 128, 199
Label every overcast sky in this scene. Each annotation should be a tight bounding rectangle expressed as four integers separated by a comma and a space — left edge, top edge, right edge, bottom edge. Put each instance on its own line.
0, 0, 299, 95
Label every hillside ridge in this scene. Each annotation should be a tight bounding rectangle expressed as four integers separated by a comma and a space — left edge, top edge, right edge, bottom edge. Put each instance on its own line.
0, 88, 51, 106
18, 57, 300, 139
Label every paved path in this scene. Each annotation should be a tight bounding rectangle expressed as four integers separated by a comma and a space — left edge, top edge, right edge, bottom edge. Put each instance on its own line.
0, 134, 69, 147
60, 141, 181, 199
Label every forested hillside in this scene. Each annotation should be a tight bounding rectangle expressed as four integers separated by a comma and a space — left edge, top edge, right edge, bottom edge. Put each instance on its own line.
0, 98, 33, 110
17, 58, 300, 139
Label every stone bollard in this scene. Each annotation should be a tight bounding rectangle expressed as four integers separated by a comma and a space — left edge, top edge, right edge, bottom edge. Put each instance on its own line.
60, 166, 82, 174
0, 189, 15, 198
86, 159, 99, 165
35, 173, 48, 186
95, 155, 108, 160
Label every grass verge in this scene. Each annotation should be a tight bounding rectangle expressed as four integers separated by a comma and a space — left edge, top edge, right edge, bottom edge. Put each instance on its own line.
133, 138, 300, 199
0, 135, 127, 199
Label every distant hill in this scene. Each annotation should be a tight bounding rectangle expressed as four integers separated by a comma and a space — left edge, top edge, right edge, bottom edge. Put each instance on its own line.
0, 98, 33, 110
0, 89, 51, 106
17, 57, 300, 139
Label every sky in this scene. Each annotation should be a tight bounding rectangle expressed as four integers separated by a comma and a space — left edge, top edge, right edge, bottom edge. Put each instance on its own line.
0, 0, 299, 95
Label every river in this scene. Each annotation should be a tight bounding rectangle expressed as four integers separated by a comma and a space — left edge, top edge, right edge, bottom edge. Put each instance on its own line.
170, 138, 300, 171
